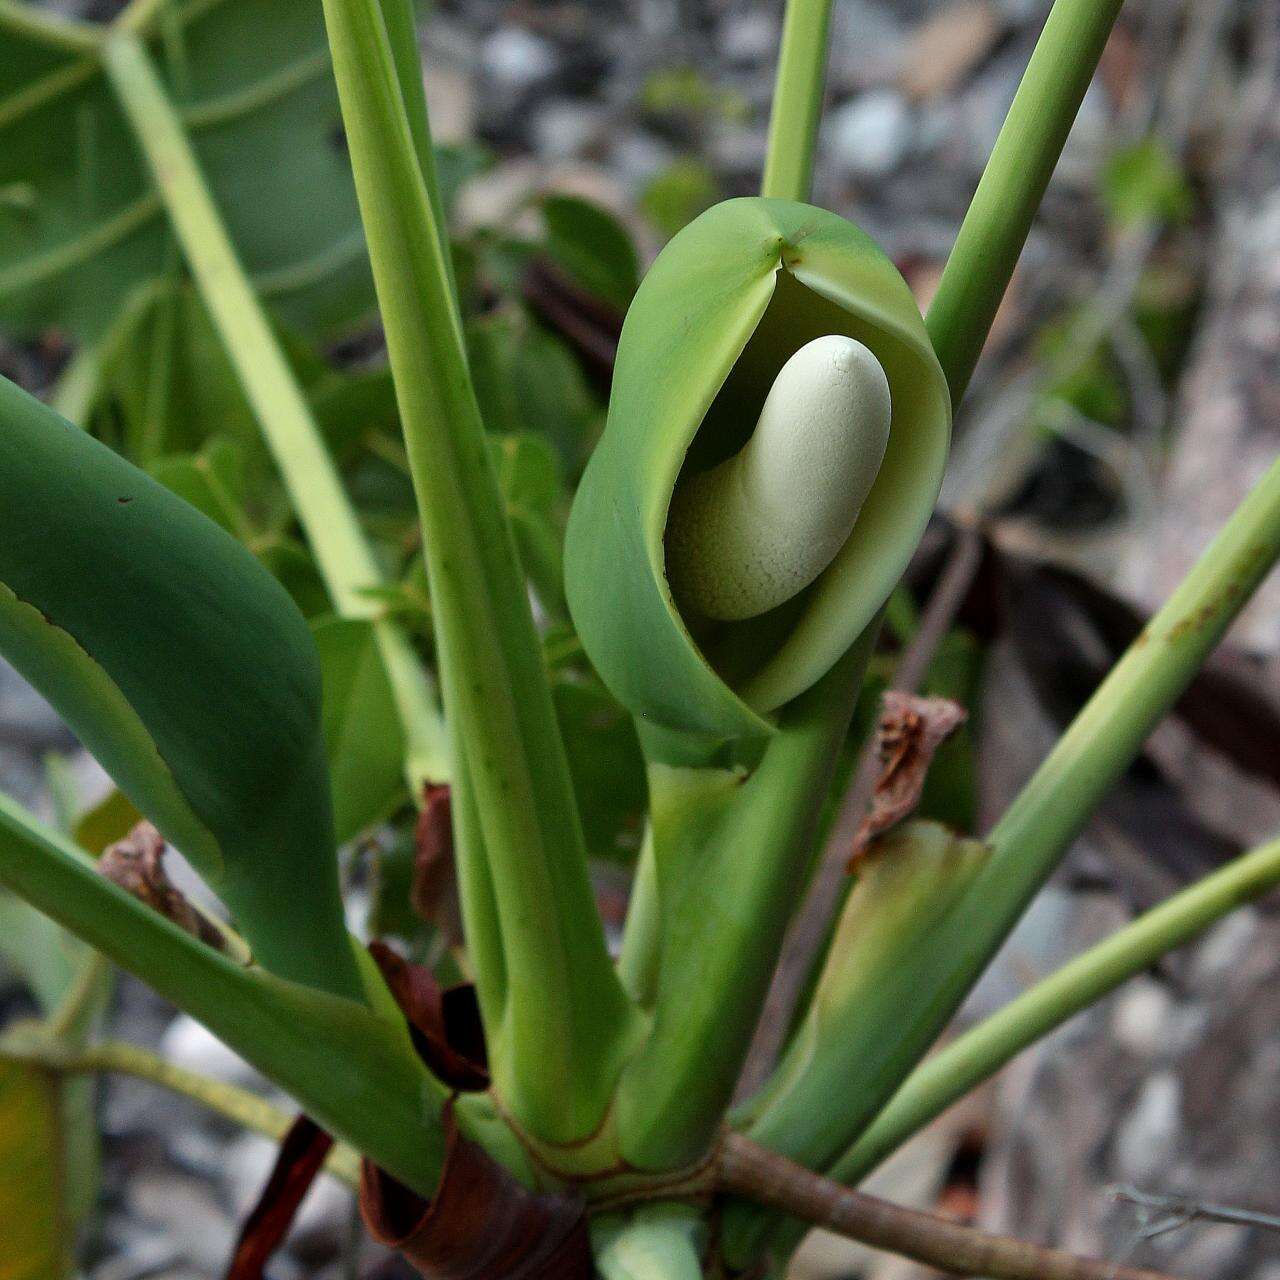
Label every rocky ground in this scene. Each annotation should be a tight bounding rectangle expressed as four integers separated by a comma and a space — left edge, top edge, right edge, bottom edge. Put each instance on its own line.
4, 0, 1280, 1276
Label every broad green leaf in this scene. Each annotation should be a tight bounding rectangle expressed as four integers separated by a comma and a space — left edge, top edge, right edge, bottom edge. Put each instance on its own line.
0, 374, 359, 999
149, 435, 253, 535
540, 194, 640, 310
640, 159, 721, 239
72, 787, 142, 855
0, 2, 376, 342
314, 616, 407, 846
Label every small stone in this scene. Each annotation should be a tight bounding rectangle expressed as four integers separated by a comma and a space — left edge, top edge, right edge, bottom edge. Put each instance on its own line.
1114, 1073, 1181, 1183
720, 11, 778, 67
159, 1014, 264, 1090
1191, 909, 1259, 983
125, 1169, 235, 1272
480, 27, 559, 92
1111, 978, 1173, 1056
826, 91, 914, 180
531, 100, 609, 161
422, 56, 474, 144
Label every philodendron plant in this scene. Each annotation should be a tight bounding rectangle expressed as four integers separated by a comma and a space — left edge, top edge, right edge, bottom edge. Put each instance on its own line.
1, 0, 1279, 1277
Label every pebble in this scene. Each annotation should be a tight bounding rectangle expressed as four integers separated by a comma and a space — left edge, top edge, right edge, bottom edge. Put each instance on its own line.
1111, 978, 1173, 1056
826, 90, 914, 180
1114, 1073, 1182, 1183
479, 27, 559, 92
159, 1015, 265, 1090
125, 1171, 236, 1273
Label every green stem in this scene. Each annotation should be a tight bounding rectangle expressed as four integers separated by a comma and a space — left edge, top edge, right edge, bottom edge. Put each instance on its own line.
99, 31, 449, 789
760, 0, 836, 202
319, 0, 639, 1144
617, 628, 877, 1170
0, 791, 448, 1194
2, 1035, 362, 1187
616, 824, 661, 1007
926, 0, 1125, 405
837, 833, 1280, 1185
0, 1, 101, 51
44, 953, 112, 1042
739, 455, 1280, 1274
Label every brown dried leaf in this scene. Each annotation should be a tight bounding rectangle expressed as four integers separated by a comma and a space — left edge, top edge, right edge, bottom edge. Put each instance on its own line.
98, 821, 225, 951
366, 941, 489, 1092
898, 0, 1003, 102
410, 783, 463, 949
360, 1103, 592, 1280
224, 1115, 333, 1280
852, 693, 968, 865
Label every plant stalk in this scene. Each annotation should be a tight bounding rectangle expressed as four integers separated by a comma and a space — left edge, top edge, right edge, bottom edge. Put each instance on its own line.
719, 1133, 1175, 1280
99, 30, 449, 790
319, 0, 639, 1144
926, 0, 1125, 405
761, 0, 837, 202
1, 1035, 362, 1187
0, 792, 449, 1194
835, 833, 1280, 1186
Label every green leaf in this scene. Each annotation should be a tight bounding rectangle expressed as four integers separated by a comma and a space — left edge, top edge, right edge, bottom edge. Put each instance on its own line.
540, 194, 640, 310
490, 432, 567, 614
0, 2, 380, 343
0, 1058, 73, 1280
1100, 138, 1193, 230
552, 679, 646, 863
149, 435, 253, 535
640, 159, 722, 239
0, 373, 359, 999
467, 310, 603, 472
314, 616, 408, 846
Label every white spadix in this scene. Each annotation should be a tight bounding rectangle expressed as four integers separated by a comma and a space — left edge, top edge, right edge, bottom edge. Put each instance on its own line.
665, 334, 892, 622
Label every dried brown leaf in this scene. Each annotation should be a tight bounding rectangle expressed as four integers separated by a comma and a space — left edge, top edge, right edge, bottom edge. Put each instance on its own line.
224, 1115, 333, 1280
852, 693, 967, 865
366, 941, 489, 1092
410, 783, 463, 949
98, 821, 225, 951
360, 1103, 592, 1279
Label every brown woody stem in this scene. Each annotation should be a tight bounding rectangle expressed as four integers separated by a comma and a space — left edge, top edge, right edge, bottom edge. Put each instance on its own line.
718, 1132, 1177, 1280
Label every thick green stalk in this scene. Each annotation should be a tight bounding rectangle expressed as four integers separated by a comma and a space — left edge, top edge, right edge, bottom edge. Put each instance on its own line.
728, 450, 1280, 1269
837, 833, 1280, 1185
761, 0, 836, 202
926, 0, 1124, 405
617, 628, 877, 1170
319, 0, 639, 1144
100, 31, 449, 790
0, 792, 448, 1193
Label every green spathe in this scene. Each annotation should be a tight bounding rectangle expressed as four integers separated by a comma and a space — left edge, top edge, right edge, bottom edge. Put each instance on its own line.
565, 197, 950, 743
0, 375, 358, 1000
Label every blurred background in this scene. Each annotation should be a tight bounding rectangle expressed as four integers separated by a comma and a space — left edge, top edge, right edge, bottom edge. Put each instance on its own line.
2, 0, 1280, 1276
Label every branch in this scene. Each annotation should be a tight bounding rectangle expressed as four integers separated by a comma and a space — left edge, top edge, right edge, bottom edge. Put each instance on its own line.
718, 1133, 1177, 1280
